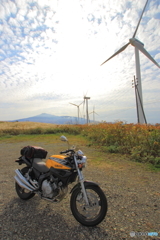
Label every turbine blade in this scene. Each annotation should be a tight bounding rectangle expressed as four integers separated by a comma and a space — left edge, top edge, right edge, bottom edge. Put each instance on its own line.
132, 0, 149, 38
79, 101, 84, 106
101, 42, 130, 66
69, 103, 78, 107
133, 41, 160, 68
83, 99, 85, 112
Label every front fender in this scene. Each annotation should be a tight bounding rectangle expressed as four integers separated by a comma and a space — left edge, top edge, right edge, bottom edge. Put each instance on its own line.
70, 181, 99, 194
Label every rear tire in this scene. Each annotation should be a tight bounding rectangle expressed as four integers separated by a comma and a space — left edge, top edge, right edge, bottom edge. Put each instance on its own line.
70, 184, 107, 226
15, 167, 35, 200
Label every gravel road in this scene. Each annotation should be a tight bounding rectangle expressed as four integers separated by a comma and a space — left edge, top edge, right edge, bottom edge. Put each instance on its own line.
0, 141, 160, 240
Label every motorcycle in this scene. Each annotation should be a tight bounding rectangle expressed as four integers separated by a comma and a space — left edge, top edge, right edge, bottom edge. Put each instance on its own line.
14, 135, 108, 226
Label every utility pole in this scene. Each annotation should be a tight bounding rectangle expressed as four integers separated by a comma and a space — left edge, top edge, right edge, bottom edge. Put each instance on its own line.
132, 75, 147, 124
132, 76, 139, 123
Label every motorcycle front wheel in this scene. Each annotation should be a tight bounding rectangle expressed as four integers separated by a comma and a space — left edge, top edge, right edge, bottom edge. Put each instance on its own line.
15, 167, 35, 200
70, 184, 108, 226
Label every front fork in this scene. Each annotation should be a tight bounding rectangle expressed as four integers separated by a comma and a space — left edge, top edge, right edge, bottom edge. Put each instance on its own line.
74, 156, 89, 205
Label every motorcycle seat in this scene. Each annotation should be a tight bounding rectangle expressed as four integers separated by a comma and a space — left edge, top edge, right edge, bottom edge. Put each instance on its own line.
32, 158, 49, 173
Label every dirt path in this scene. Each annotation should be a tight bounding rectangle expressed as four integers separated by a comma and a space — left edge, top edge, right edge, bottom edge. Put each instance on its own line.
0, 141, 160, 240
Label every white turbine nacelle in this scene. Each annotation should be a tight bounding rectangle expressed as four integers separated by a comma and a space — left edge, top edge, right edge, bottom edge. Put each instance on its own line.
129, 38, 144, 47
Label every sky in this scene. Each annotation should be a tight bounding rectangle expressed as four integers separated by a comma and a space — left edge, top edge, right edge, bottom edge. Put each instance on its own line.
0, 0, 160, 124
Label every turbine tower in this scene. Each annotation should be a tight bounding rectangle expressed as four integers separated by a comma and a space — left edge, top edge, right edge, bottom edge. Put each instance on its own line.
83, 96, 90, 124
89, 106, 98, 122
69, 101, 83, 124
101, 0, 160, 124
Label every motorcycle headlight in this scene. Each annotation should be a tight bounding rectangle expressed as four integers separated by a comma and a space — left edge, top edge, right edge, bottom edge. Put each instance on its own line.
77, 156, 87, 168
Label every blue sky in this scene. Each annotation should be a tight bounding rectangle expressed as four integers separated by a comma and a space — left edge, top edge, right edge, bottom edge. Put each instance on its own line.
0, 0, 160, 123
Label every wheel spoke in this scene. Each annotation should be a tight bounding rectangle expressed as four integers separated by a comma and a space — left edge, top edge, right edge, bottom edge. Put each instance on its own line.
76, 190, 101, 220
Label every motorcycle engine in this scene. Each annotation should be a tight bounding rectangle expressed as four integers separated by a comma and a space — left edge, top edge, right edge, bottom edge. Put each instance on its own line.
41, 179, 58, 199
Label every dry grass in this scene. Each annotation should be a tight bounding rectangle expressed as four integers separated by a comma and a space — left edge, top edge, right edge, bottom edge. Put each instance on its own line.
0, 121, 84, 137
0, 121, 58, 130
0, 121, 60, 136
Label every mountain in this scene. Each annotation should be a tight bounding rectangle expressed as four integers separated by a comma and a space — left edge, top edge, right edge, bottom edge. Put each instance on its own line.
12, 113, 86, 124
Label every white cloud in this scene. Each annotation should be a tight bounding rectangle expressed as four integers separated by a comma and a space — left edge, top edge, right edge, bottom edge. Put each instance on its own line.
0, 0, 159, 123
155, 53, 160, 60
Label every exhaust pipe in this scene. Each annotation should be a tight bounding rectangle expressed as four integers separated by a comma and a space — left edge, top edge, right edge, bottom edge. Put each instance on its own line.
14, 169, 36, 191
14, 175, 34, 192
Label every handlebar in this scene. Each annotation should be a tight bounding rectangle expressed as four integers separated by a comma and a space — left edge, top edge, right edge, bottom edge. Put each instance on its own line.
60, 149, 75, 154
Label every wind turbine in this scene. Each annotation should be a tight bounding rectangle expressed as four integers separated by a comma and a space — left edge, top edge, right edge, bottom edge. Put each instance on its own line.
101, 0, 160, 124
83, 95, 90, 124
69, 101, 83, 124
89, 106, 98, 122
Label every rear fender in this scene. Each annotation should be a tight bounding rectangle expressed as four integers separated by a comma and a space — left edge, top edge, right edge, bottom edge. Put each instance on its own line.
70, 181, 99, 194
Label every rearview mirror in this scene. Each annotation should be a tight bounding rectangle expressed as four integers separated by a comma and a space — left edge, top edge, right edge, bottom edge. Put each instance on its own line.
60, 135, 68, 142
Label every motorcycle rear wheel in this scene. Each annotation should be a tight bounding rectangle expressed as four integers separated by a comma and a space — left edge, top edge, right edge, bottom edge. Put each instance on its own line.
15, 167, 35, 200
70, 184, 107, 226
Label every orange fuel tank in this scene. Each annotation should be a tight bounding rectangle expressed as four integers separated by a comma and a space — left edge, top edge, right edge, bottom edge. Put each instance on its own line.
46, 155, 72, 170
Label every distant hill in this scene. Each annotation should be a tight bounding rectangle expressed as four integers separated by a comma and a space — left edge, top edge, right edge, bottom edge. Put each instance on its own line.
12, 113, 87, 124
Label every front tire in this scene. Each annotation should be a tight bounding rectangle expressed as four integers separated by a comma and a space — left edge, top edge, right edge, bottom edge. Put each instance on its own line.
15, 167, 35, 200
70, 184, 108, 226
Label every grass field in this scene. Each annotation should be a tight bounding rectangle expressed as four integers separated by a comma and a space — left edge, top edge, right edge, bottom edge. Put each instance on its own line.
0, 121, 160, 169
